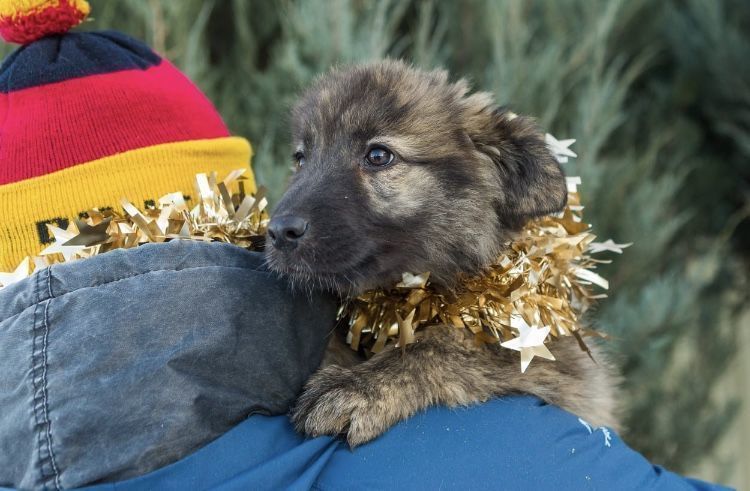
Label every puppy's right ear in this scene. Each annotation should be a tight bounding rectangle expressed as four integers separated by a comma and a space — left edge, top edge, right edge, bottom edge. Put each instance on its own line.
468, 106, 567, 226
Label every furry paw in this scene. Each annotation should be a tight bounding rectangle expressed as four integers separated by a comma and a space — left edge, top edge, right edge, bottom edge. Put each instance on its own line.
291, 365, 392, 447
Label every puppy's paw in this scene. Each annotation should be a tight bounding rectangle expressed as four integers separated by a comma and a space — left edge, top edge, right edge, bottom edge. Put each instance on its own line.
292, 366, 392, 447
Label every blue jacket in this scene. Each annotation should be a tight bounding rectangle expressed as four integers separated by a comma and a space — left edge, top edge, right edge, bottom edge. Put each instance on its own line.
0, 242, 730, 490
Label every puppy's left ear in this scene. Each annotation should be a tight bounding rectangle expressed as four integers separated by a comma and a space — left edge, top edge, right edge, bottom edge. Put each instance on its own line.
470, 107, 567, 225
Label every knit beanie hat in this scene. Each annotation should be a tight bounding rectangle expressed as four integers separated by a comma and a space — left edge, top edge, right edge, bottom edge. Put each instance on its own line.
0, 0, 255, 270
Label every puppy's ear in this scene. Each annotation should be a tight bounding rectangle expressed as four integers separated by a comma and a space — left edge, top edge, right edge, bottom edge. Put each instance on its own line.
469, 107, 567, 226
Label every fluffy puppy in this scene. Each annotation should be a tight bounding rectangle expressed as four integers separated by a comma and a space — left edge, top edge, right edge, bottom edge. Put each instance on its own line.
266, 59, 619, 446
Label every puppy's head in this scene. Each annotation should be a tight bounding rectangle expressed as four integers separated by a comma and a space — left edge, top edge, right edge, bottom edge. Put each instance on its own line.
266, 60, 566, 294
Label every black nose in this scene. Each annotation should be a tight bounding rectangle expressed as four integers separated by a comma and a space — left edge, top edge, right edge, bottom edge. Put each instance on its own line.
267, 215, 308, 250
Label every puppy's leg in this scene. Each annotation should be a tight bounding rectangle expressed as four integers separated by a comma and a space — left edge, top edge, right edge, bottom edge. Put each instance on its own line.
292, 325, 618, 446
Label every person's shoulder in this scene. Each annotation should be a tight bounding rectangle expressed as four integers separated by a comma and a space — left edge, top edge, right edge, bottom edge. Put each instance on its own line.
315, 396, 730, 491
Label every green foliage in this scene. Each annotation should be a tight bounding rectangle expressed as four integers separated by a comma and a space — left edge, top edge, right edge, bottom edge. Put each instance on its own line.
72, 0, 749, 475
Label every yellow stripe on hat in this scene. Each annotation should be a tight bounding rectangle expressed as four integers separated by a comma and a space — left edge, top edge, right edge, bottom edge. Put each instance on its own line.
0, 0, 88, 17
0, 136, 254, 270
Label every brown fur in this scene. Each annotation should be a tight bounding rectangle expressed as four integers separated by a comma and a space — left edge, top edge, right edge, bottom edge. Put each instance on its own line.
298, 330, 618, 446
266, 59, 619, 446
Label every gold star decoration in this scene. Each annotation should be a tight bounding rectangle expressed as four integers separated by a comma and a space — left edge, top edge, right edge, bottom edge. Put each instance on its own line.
39, 224, 88, 261
62, 217, 112, 247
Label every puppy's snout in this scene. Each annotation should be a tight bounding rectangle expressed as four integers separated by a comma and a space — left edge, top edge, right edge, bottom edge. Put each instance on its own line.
268, 215, 309, 250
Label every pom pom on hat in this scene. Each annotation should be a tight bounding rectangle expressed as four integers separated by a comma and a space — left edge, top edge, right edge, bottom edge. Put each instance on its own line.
0, 0, 89, 44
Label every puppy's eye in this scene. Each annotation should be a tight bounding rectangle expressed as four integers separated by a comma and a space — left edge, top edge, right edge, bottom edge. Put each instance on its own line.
365, 147, 394, 167
294, 151, 306, 167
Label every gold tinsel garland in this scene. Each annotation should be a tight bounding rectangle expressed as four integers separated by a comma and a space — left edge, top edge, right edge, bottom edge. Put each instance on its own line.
336, 135, 630, 371
0, 138, 629, 373
339, 177, 629, 369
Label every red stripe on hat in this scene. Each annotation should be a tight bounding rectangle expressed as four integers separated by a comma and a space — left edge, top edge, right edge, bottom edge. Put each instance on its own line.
0, 60, 230, 185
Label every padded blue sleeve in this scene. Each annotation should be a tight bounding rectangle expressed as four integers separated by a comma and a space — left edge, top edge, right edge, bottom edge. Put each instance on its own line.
73, 396, 730, 491
316, 396, 729, 491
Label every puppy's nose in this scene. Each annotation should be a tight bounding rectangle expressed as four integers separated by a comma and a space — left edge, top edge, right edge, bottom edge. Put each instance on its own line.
267, 215, 308, 250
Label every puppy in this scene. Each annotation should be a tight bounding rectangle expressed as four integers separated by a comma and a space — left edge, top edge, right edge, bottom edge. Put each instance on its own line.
266, 60, 619, 446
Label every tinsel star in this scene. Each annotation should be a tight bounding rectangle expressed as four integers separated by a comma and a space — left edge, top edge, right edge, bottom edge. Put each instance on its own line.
588, 239, 632, 254
62, 218, 112, 247
501, 318, 556, 373
39, 225, 87, 261
545, 134, 577, 164
0, 257, 30, 287
396, 272, 430, 289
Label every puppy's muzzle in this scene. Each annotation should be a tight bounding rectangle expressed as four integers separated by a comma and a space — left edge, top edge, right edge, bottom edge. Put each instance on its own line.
268, 215, 309, 250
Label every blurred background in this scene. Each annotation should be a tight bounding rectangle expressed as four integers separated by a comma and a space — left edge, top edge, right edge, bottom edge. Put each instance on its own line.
18, 0, 748, 486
